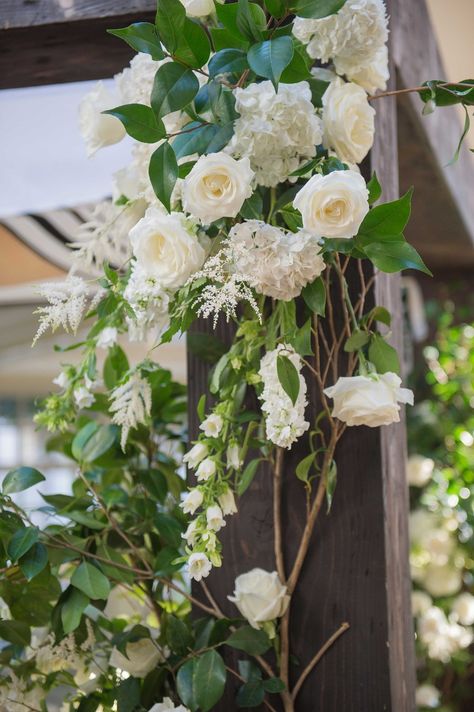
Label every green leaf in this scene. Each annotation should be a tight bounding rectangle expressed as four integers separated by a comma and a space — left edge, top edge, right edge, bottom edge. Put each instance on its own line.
302, 277, 326, 316
236, 0, 265, 43
2, 466, 45, 495
149, 142, 178, 212
117, 677, 141, 712
107, 22, 165, 60
19, 542, 48, 580
446, 103, 471, 165
103, 345, 129, 389
263, 677, 285, 693
240, 191, 263, 219
344, 330, 369, 352
277, 354, 300, 405
290, 318, 313, 357
166, 615, 193, 653
61, 587, 89, 634
325, 459, 337, 513
209, 48, 249, 78
155, 0, 186, 53
172, 122, 231, 159
174, 18, 211, 68
357, 189, 413, 238
307, 76, 330, 107
236, 680, 265, 707
368, 334, 400, 374
104, 104, 166, 143
211, 26, 249, 52
247, 36, 294, 89
367, 171, 382, 204
0, 620, 30, 647
7, 526, 39, 561
366, 306, 391, 327
67, 510, 106, 530
291, 0, 346, 20
295, 452, 316, 484
71, 561, 110, 600
363, 239, 432, 275
264, 0, 287, 19
280, 46, 312, 83
155, 512, 183, 548
226, 626, 272, 655
419, 79, 474, 107
177, 659, 198, 711
217, 1, 266, 42
237, 458, 260, 496
194, 650, 227, 712
151, 62, 200, 118
81, 424, 117, 462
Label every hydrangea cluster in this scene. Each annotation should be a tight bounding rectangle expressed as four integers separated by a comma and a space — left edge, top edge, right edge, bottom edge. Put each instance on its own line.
259, 344, 309, 449
293, 0, 389, 93
227, 81, 323, 187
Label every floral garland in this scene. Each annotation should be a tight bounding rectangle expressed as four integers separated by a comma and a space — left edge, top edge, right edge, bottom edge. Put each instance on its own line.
1, 1, 473, 711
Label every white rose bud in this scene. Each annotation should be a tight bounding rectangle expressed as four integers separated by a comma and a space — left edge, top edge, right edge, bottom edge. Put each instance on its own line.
293, 170, 369, 239
130, 208, 206, 289
182, 153, 254, 224
415, 684, 440, 709
109, 638, 162, 678
228, 569, 290, 630
74, 386, 95, 409
79, 81, 126, 157
218, 487, 238, 516
322, 77, 375, 165
188, 552, 212, 581
324, 372, 414, 427
451, 592, 474, 626
179, 0, 214, 18
180, 488, 203, 515
96, 326, 118, 349
200, 413, 224, 438
183, 442, 208, 469
206, 505, 226, 532
411, 590, 432, 618
196, 458, 217, 482
407, 455, 434, 488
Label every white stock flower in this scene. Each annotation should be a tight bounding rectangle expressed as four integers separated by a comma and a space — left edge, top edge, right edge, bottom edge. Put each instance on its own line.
183, 442, 209, 468
200, 413, 224, 437
411, 590, 432, 618
196, 458, 217, 482
74, 386, 95, 409
130, 208, 206, 290
293, 0, 388, 92
219, 487, 238, 515
188, 552, 212, 581
452, 592, 474, 626
228, 220, 325, 300
322, 78, 375, 165
228, 569, 290, 630
228, 81, 323, 187
110, 638, 162, 678
324, 372, 414, 427
79, 81, 125, 157
110, 372, 152, 449
423, 564, 462, 598
180, 488, 204, 514
182, 153, 254, 224
96, 326, 118, 349
206, 505, 226, 532
293, 170, 369, 238
259, 344, 309, 449
415, 684, 440, 709
180, 0, 214, 17
407, 455, 434, 488
149, 698, 190, 712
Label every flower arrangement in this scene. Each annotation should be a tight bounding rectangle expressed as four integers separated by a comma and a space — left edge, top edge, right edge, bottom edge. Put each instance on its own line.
1, 1, 473, 710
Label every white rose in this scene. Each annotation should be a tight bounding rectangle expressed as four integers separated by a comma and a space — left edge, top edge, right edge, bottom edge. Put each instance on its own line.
196, 458, 217, 482
411, 590, 432, 618
183, 442, 208, 468
188, 552, 212, 581
218, 487, 238, 516
423, 564, 462, 598
182, 153, 254, 224
452, 592, 474, 626
415, 684, 440, 709
293, 170, 369, 239
180, 0, 214, 17
228, 569, 290, 630
74, 386, 95, 409
109, 638, 162, 678
200, 413, 224, 437
407, 455, 434, 488
79, 81, 126, 157
180, 488, 203, 514
322, 78, 375, 165
130, 208, 206, 289
324, 372, 414, 427
206, 505, 226, 532
96, 326, 118, 349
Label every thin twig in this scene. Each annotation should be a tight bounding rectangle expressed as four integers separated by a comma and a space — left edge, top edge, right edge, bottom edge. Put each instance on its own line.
368, 81, 474, 101
291, 622, 350, 701
273, 447, 286, 583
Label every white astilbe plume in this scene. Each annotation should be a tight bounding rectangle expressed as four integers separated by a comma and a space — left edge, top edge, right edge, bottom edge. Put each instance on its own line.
110, 371, 152, 449
259, 344, 309, 449
33, 276, 92, 345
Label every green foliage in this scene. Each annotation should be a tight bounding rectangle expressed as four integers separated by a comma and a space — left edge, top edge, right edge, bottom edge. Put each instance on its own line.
104, 104, 166, 143
276, 354, 300, 405
302, 277, 326, 316
226, 625, 272, 654
2, 466, 45, 495
151, 62, 200, 118
290, 0, 347, 20
107, 23, 165, 60
247, 37, 294, 88
149, 142, 179, 211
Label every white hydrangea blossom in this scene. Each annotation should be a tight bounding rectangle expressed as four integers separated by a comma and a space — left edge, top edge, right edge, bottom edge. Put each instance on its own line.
418, 606, 473, 662
258, 344, 309, 449
110, 371, 152, 449
293, 0, 389, 93
227, 81, 323, 187
124, 263, 170, 341
228, 220, 325, 300
33, 276, 93, 345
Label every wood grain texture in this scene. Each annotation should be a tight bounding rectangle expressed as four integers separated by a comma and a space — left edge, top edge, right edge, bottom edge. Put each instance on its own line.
0, 0, 156, 29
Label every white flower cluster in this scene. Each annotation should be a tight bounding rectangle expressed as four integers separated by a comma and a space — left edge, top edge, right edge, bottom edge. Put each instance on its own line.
149, 697, 190, 712
259, 344, 309, 449
407, 454, 435, 488
0, 673, 43, 712
293, 0, 389, 93
110, 371, 152, 449
124, 264, 170, 342
417, 604, 473, 663
227, 81, 323, 187
33, 276, 96, 345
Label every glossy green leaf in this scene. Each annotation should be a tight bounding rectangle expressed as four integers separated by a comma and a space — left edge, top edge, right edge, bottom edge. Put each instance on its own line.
71, 561, 111, 600
295, 452, 316, 483
172, 122, 228, 159
291, 0, 346, 20
149, 142, 178, 212
290, 318, 313, 357
2, 466, 45, 495
247, 36, 294, 88
236, 680, 265, 707
61, 587, 89, 634
237, 458, 260, 496
264, 0, 287, 19
280, 46, 312, 83
104, 104, 166, 143
357, 188, 413, 238
151, 62, 200, 118
367, 171, 382, 204
166, 615, 193, 653
107, 22, 165, 60
81, 424, 117, 462
363, 239, 432, 275
217, 1, 265, 42
368, 334, 400, 374
0, 620, 30, 647
211, 27, 249, 52
174, 18, 211, 68
7, 526, 39, 562
209, 48, 248, 78
240, 191, 263, 219
226, 626, 272, 655
117, 677, 141, 712
19, 542, 48, 580
302, 276, 326, 316
177, 659, 198, 711
277, 354, 300, 405
155, 0, 186, 53
263, 677, 286, 693
103, 345, 130, 389
155, 512, 183, 548
236, 0, 265, 43
344, 330, 369, 352
194, 650, 226, 712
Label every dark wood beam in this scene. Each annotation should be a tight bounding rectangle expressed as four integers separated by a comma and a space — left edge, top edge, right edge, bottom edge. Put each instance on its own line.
0, 1, 156, 28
